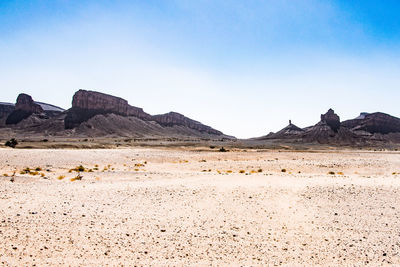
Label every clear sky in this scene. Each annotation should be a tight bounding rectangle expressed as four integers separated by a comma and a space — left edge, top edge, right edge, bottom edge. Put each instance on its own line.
1, 0, 399, 138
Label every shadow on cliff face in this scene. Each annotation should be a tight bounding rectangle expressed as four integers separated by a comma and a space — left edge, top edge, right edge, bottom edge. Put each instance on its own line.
64, 107, 119, 129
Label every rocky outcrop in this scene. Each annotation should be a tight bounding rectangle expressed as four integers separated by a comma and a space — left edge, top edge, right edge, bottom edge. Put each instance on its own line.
64, 90, 224, 136
262, 120, 304, 140
0, 103, 15, 126
320, 108, 340, 132
342, 112, 400, 134
6, 94, 44, 125
65, 90, 151, 129
153, 112, 223, 135
15, 94, 43, 113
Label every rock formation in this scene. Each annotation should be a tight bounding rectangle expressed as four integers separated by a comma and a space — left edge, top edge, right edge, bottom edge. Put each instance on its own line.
0, 103, 15, 126
6, 94, 44, 125
342, 112, 400, 134
15, 94, 43, 113
320, 108, 340, 132
64, 90, 224, 136
153, 112, 223, 135
262, 120, 304, 140
65, 90, 151, 129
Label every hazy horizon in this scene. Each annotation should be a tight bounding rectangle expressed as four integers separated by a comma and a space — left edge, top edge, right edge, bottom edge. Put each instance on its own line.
1, 0, 399, 138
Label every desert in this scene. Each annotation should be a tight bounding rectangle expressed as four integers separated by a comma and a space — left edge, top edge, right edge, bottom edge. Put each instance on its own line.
1, 147, 400, 266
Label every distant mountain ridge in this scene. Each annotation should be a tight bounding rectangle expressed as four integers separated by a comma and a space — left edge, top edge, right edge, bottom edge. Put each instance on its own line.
259, 109, 400, 144
0, 90, 229, 139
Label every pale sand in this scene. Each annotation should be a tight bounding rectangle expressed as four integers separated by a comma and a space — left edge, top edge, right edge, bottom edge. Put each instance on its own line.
1, 148, 400, 266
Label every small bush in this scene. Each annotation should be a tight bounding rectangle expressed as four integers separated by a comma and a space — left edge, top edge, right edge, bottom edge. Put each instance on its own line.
328, 171, 335, 175
226, 170, 232, 173
3, 173, 9, 177
281, 169, 287, 173
57, 175, 65, 180
219, 147, 227, 152
258, 169, 263, 173
71, 174, 83, 181
209, 146, 216, 149
337, 172, 344, 175
35, 167, 42, 171
239, 170, 245, 174
5, 138, 18, 148
69, 165, 86, 172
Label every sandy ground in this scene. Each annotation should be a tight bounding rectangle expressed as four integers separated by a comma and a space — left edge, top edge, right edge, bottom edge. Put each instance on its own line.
1, 147, 400, 266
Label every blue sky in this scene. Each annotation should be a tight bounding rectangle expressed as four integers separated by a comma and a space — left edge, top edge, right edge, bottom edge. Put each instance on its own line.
1, 0, 400, 138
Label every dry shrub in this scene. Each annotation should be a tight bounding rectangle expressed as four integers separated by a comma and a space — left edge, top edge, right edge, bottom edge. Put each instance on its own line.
57, 175, 65, 180
70, 174, 83, 181
281, 169, 287, 173
239, 170, 245, 174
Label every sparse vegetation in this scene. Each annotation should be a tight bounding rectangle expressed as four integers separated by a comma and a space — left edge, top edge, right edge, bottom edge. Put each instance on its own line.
219, 147, 227, 152
5, 138, 18, 148
70, 174, 83, 181
69, 165, 87, 172
135, 163, 145, 167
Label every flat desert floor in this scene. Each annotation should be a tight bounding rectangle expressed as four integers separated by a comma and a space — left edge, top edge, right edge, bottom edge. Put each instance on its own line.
1, 147, 400, 266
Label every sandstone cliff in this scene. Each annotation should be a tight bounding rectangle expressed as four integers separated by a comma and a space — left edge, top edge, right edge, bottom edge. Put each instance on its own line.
342, 112, 400, 134
6, 94, 44, 125
320, 108, 340, 132
0, 103, 15, 126
65, 90, 152, 129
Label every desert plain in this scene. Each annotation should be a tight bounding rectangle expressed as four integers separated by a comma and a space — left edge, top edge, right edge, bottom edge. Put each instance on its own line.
1, 147, 400, 266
